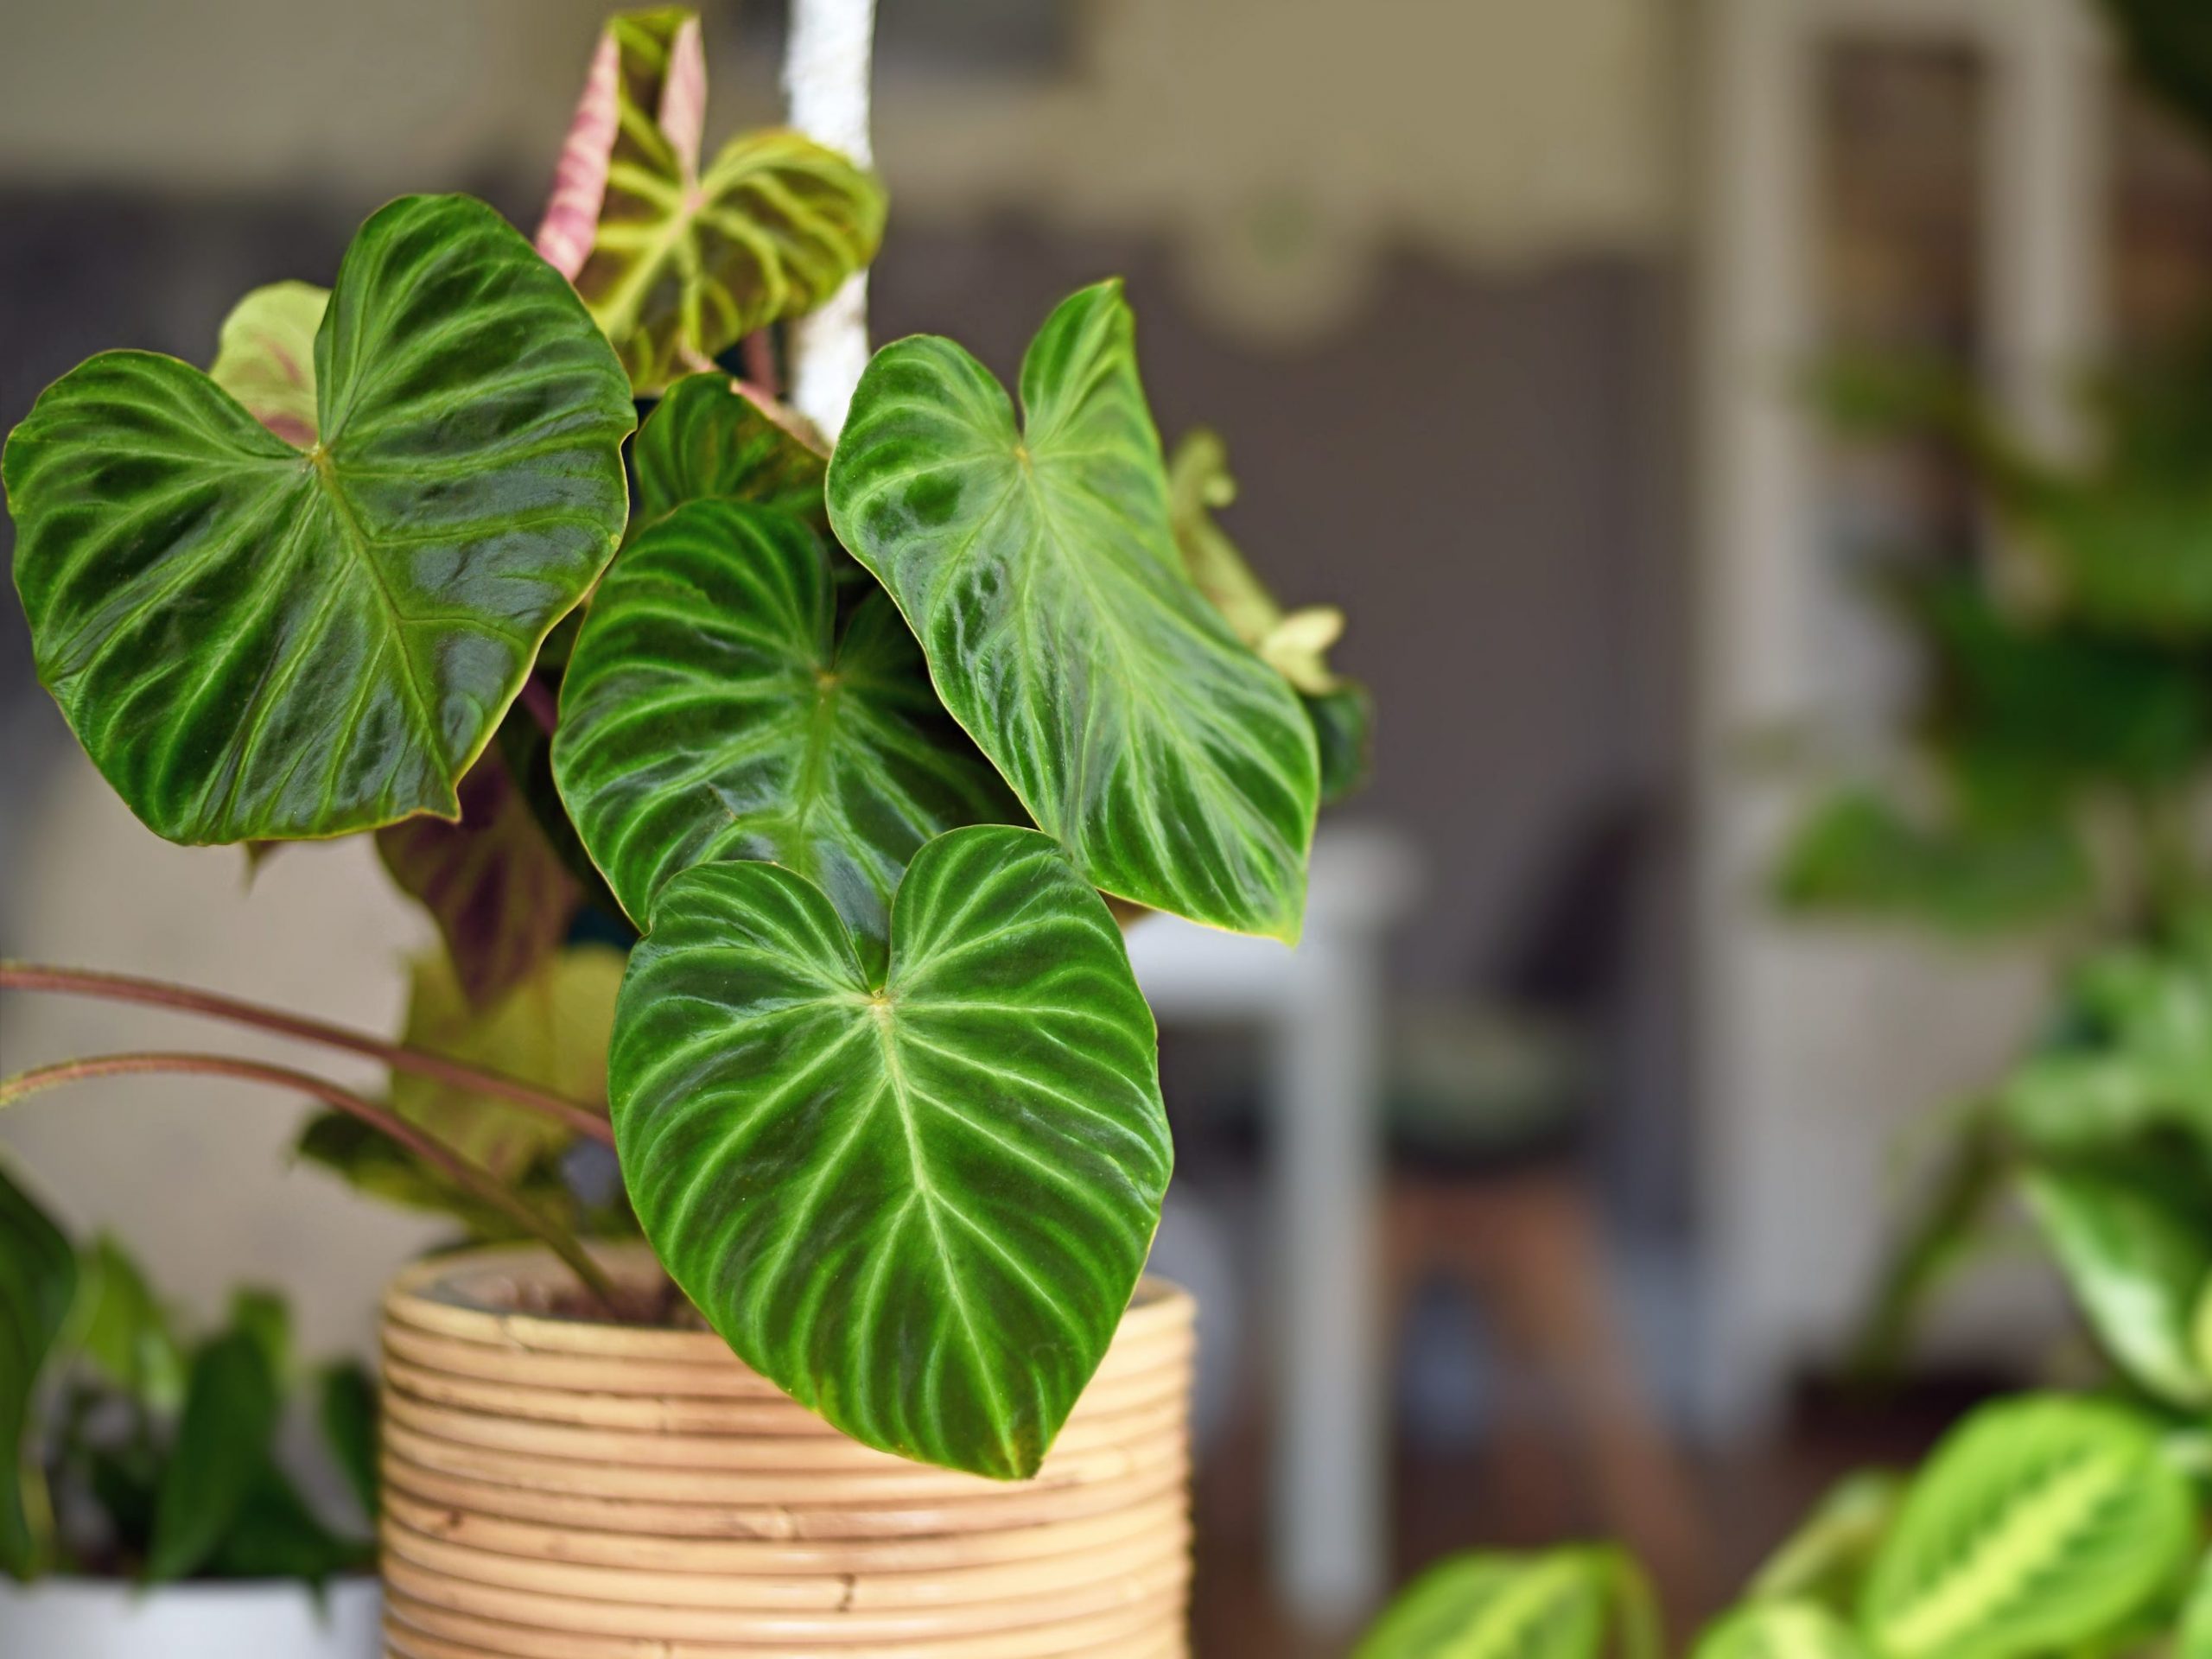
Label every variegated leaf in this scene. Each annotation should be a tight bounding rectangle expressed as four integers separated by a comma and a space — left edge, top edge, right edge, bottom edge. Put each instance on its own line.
1692, 1604, 1870, 1659
631, 371, 828, 532
552, 500, 1018, 957
3, 194, 635, 844
608, 824, 1173, 1478
1354, 1548, 1637, 1659
827, 283, 1320, 941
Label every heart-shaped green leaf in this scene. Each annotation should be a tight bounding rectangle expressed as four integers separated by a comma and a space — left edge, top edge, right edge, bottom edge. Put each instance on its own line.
632, 372, 829, 532
0, 1160, 76, 1581
553, 499, 1019, 952
827, 283, 1320, 940
376, 747, 584, 1010
3, 194, 635, 845
1692, 1604, 1870, 1659
543, 8, 886, 394
1859, 1395, 2196, 1659
147, 1325, 283, 1583
609, 823, 1172, 1478
208, 281, 327, 448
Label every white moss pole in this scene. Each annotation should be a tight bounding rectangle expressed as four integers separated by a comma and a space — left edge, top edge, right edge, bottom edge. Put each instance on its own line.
783, 0, 878, 441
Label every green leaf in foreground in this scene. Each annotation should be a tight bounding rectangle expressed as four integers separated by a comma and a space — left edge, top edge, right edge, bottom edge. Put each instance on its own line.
554, 499, 1017, 952
2, 193, 635, 844
1859, 1394, 2196, 1659
1692, 1602, 1870, 1659
146, 1327, 282, 1582
828, 282, 1320, 940
2024, 1160, 2212, 1408
207, 280, 327, 448
1353, 1548, 1649, 1659
632, 372, 828, 531
0, 1161, 76, 1580
610, 824, 1172, 1478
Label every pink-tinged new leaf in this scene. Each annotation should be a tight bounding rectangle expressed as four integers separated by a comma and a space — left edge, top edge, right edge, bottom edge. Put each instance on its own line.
536, 29, 620, 279
658, 14, 707, 184
208, 281, 327, 448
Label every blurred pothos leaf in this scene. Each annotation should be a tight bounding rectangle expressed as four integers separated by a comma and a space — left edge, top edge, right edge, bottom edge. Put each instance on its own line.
1848, 1119, 2010, 1382
632, 372, 828, 532
540, 7, 886, 394
610, 825, 1173, 1479
1776, 789, 2088, 937
376, 744, 583, 1010
2, 193, 636, 844
829, 284, 1320, 940
200, 1462, 370, 1584
390, 945, 623, 1182
0, 1160, 76, 1580
1859, 1394, 2196, 1659
2024, 1159, 2212, 1408
146, 1326, 282, 1583
1354, 1547, 1660, 1659
1692, 1603, 1870, 1659
207, 281, 327, 448
226, 1287, 290, 1384
1747, 1471, 1907, 1611
73, 1234, 185, 1413
553, 500, 1019, 956
296, 1109, 582, 1242
317, 1361, 379, 1522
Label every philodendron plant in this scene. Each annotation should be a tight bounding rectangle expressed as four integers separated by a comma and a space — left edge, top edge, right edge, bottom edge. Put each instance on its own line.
0, 3, 1367, 1491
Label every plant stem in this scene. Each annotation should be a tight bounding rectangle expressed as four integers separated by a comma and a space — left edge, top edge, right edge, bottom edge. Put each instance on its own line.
0, 1051, 620, 1309
0, 962, 612, 1147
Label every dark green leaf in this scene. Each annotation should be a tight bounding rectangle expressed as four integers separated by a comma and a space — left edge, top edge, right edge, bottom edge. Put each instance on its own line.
2099, 0, 2212, 149
632, 372, 827, 531
226, 1288, 290, 1383
1777, 790, 2089, 936
376, 746, 583, 1009
146, 1328, 281, 1583
828, 283, 1321, 940
1306, 682, 1375, 806
0, 1160, 77, 1580
610, 824, 1173, 1478
1848, 1122, 2009, 1382
2024, 1160, 2212, 1408
554, 500, 1020, 954
73, 1234, 185, 1413
317, 1362, 378, 1522
2, 193, 635, 844
1859, 1395, 2196, 1659
200, 1463, 370, 1584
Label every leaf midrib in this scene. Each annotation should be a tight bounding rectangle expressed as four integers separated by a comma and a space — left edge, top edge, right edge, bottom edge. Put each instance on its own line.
310, 448, 445, 765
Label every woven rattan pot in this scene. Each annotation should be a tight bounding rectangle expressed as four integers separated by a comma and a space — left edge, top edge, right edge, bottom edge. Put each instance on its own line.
378, 1246, 1193, 1659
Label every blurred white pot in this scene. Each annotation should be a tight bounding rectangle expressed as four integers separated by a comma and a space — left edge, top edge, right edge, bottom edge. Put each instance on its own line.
0, 1574, 381, 1657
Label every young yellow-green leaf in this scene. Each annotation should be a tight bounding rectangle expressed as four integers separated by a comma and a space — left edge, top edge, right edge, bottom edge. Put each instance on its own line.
1692, 1603, 1870, 1659
391, 945, 623, 1183
376, 746, 583, 1010
552, 499, 1018, 957
609, 825, 1173, 1478
632, 372, 829, 532
550, 10, 885, 394
3, 194, 635, 845
2182, 1550, 2212, 1659
1353, 1548, 1629, 1659
0, 1161, 76, 1581
208, 280, 327, 447
828, 283, 1321, 941
1859, 1395, 2196, 1659
2024, 1161, 2212, 1409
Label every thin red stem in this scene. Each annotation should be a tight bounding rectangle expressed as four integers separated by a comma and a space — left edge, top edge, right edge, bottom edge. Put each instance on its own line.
0, 1051, 619, 1308
0, 962, 612, 1147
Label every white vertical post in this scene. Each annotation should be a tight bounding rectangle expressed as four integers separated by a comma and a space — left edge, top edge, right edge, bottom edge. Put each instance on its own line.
782, 0, 879, 440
